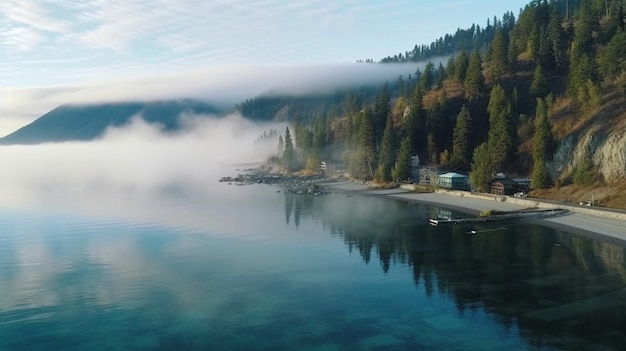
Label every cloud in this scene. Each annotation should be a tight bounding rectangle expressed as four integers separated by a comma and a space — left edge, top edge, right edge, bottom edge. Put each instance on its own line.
1, 0, 530, 90
0, 0, 69, 33
0, 61, 436, 137
0, 26, 45, 51
0, 112, 283, 208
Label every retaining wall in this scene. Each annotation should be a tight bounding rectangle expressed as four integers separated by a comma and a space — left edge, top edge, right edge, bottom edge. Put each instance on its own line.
432, 189, 626, 221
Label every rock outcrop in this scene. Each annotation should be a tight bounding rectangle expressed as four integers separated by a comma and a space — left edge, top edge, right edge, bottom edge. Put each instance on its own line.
551, 124, 626, 183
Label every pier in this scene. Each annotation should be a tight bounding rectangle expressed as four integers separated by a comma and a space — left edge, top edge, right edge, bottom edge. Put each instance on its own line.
428, 208, 568, 226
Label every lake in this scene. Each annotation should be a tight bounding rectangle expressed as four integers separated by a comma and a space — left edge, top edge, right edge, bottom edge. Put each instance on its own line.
0, 181, 625, 351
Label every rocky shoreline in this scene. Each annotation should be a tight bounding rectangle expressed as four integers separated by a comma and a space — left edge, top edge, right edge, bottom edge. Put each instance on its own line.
219, 167, 353, 195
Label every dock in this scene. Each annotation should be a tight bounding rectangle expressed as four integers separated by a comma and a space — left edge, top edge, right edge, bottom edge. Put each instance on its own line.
428, 208, 567, 226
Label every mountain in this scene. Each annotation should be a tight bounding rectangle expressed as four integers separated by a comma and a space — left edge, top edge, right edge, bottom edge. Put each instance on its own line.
0, 99, 221, 145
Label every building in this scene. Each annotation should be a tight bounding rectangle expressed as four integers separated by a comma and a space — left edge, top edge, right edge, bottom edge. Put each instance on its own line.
490, 178, 519, 195
320, 159, 345, 174
512, 178, 531, 192
437, 172, 470, 190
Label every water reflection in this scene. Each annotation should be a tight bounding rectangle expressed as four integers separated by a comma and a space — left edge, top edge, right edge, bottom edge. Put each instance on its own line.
1, 187, 625, 350
282, 191, 626, 350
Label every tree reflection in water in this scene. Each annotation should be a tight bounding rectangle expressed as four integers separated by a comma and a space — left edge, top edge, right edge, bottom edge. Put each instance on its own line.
282, 191, 626, 350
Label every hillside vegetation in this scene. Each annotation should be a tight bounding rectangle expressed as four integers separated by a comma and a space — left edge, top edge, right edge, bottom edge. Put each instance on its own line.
248, 0, 626, 209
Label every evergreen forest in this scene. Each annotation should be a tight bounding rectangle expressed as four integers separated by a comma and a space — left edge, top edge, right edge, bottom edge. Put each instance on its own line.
241, 0, 626, 196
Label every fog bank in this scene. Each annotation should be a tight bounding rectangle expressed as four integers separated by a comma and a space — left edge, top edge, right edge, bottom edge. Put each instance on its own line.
0, 112, 283, 209
0, 61, 444, 137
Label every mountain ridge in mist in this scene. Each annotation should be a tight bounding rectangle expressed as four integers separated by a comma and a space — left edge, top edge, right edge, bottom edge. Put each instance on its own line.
0, 99, 221, 145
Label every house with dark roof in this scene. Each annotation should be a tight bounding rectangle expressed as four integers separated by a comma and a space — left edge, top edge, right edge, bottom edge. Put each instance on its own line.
490, 178, 519, 195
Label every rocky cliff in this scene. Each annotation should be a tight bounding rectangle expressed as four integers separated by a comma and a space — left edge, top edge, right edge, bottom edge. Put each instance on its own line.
551, 125, 626, 182
550, 92, 626, 184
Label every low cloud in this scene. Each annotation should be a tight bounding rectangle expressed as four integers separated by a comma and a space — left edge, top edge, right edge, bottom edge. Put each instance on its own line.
0, 112, 284, 212
0, 61, 440, 137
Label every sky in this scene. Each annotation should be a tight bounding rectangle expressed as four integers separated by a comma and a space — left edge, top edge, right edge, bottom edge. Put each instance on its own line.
0, 0, 530, 136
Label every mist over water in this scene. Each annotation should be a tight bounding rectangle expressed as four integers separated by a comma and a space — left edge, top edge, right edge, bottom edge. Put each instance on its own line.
0, 112, 285, 230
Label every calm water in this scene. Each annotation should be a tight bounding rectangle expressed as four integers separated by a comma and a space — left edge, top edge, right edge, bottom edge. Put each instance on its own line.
1, 182, 625, 351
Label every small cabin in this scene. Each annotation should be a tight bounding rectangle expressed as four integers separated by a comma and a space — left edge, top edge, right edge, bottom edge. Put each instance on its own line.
320, 159, 345, 173
438, 172, 470, 190
490, 178, 519, 195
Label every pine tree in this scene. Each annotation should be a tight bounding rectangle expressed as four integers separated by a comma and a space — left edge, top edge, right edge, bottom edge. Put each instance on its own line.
530, 64, 549, 99
512, 86, 521, 116
277, 135, 284, 156
574, 0, 598, 54
568, 0, 599, 102
436, 62, 446, 88
397, 75, 407, 99
377, 115, 397, 181
597, 31, 626, 80
489, 28, 509, 83
452, 105, 472, 166
547, 3, 567, 71
404, 86, 425, 152
454, 51, 469, 82
573, 153, 596, 185
531, 98, 553, 189
568, 52, 598, 101
464, 50, 484, 101
311, 114, 330, 161
445, 56, 456, 78
392, 137, 412, 182
419, 62, 435, 91
283, 127, 296, 171
427, 132, 438, 164
354, 107, 377, 179
469, 142, 494, 192
531, 160, 551, 189
373, 84, 391, 148
343, 92, 362, 147
486, 84, 515, 170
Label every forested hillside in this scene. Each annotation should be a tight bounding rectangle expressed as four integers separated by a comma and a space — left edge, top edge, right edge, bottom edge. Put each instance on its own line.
260, 0, 626, 208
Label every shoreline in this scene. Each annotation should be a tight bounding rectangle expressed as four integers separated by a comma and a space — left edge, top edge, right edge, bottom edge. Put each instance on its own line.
321, 181, 626, 246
